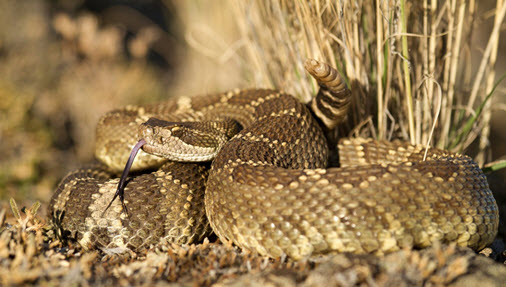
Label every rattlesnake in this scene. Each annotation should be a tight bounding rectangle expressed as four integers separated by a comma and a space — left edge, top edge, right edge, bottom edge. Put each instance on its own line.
49, 59, 498, 259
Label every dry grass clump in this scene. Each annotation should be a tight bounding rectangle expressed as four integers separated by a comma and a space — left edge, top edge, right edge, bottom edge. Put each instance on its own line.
180, 0, 505, 167
233, 0, 505, 163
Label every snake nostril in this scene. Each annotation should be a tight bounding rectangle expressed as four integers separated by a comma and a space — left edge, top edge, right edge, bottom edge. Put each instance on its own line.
139, 126, 153, 140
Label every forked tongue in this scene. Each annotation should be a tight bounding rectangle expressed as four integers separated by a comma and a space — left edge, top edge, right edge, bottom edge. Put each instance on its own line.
102, 139, 147, 216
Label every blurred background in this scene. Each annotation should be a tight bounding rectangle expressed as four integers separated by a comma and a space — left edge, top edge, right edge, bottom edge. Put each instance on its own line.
0, 0, 243, 207
0, 0, 505, 220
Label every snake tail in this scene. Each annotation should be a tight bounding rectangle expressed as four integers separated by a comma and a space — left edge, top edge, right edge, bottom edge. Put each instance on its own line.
305, 59, 352, 130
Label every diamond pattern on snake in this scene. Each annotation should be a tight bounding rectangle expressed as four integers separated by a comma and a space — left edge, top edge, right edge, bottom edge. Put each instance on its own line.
49, 59, 499, 260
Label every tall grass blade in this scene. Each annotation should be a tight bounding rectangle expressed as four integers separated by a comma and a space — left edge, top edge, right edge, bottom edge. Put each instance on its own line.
449, 72, 506, 150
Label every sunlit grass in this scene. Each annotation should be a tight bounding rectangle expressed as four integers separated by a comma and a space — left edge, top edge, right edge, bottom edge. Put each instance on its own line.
178, 0, 505, 167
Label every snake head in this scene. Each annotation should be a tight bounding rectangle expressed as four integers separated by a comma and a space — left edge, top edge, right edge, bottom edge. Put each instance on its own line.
139, 117, 241, 162
103, 117, 241, 215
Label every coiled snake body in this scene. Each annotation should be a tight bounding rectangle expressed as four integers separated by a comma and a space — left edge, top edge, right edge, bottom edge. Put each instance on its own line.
49, 60, 498, 259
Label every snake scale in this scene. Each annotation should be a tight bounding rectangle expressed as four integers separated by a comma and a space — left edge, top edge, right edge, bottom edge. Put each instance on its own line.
49, 59, 498, 259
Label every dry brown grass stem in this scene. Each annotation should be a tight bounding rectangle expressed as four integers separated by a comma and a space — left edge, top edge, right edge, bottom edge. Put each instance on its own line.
477, 0, 504, 165
468, 2, 506, 109
399, 0, 415, 145
440, 0, 465, 149
177, 0, 505, 164
376, 0, 385, 139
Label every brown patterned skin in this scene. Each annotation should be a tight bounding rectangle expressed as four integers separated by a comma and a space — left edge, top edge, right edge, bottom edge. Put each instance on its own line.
49, 60, 498, 259
50, 162, 211, 250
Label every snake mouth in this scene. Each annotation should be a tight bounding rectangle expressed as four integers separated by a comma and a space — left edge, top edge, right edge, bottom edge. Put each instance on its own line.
103, 139, 147, 216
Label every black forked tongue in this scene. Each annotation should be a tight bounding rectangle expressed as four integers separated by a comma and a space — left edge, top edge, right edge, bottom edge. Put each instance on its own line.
102, 139, 147, 216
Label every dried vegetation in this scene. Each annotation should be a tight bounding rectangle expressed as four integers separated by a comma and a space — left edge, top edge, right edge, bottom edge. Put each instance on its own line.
182, 0, 506, 166
1, 198, 505, 286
